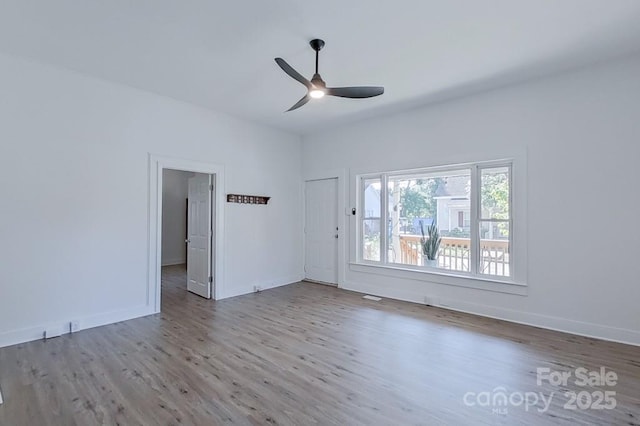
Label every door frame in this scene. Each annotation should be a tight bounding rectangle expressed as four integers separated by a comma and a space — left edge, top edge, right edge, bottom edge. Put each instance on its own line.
303, 169, 347, 287
148, 154, 225, 312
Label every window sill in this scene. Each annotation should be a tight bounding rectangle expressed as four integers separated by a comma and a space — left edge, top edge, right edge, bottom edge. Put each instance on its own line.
349, 262, 528, 296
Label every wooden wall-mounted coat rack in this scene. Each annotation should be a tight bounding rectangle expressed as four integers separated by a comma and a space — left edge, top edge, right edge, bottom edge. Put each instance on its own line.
227, 194, 270, 205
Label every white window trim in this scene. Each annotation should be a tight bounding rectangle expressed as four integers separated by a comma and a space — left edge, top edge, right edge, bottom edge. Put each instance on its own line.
348, 262, 528, 296
352, 156, 527, 293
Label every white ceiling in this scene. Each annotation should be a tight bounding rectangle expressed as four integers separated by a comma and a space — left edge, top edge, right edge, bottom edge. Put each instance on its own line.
1, 1, 640, 135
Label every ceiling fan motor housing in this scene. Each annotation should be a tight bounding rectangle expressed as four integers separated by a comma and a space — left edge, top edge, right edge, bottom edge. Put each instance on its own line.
311, 73, 326, 88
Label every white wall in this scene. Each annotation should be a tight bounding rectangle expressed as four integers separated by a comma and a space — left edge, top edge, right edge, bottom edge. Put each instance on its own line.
0, 53, 303, 347
302, 54, 640, 345
161, 169, 192, 266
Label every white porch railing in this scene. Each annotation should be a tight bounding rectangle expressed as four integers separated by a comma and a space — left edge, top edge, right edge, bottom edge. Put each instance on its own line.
398, 235, 510, 277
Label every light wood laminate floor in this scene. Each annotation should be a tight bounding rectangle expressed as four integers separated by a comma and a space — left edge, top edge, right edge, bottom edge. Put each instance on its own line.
1, 265, 639, 425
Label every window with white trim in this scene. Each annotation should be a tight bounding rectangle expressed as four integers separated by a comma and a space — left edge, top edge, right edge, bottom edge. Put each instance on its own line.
358, 162, 512, 279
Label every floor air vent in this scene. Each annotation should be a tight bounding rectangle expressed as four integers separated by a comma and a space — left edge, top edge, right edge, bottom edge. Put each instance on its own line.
363, 295, 382, 301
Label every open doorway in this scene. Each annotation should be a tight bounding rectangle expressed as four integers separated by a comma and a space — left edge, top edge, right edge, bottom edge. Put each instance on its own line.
148, 155, 225, 313
161, 170, 214, 300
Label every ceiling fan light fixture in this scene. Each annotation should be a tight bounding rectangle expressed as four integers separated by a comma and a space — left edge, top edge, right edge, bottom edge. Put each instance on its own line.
275, 38, 384, 111
309, 88, 325, 99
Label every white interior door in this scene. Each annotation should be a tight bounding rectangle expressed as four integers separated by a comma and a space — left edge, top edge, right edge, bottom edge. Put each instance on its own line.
305, 178, 338, 285
186, 174, 212, 298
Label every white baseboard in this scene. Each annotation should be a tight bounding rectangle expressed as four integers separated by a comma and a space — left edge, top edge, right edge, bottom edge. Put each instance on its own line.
220, 274, 303, 300
0, 305, 155, 349
161, 258, 186, 267
261, 275, 303, 291
342, 280, 640, 347
0, 274, 303, 348
304, 278, 338, 287
434, 297, 640, 347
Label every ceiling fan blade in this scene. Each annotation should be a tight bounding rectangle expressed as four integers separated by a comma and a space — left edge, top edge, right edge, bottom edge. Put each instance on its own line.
286, 94, 310, 112
327, 86, 384, 99
275, 58, 312, 89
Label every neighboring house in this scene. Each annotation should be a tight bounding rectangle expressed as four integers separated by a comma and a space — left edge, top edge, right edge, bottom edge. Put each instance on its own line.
365, 177, 472, 237
364, 183, 415, 236
363, 183, 381, 235
434, 176, 471, 236
364, 184, 381, 219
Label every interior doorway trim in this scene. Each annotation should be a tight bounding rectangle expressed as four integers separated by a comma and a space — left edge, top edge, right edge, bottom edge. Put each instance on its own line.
148, 154, 225, 312
303, 169, 347, 287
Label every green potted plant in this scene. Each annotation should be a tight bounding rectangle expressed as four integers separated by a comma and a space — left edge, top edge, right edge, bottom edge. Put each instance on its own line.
420, 220, 441, 267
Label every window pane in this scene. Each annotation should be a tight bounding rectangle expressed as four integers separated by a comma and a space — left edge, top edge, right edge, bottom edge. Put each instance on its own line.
362, 178, 381, 261
481, 167, 510, 220
480, 221, 510, 277
387, 170, 470, 272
